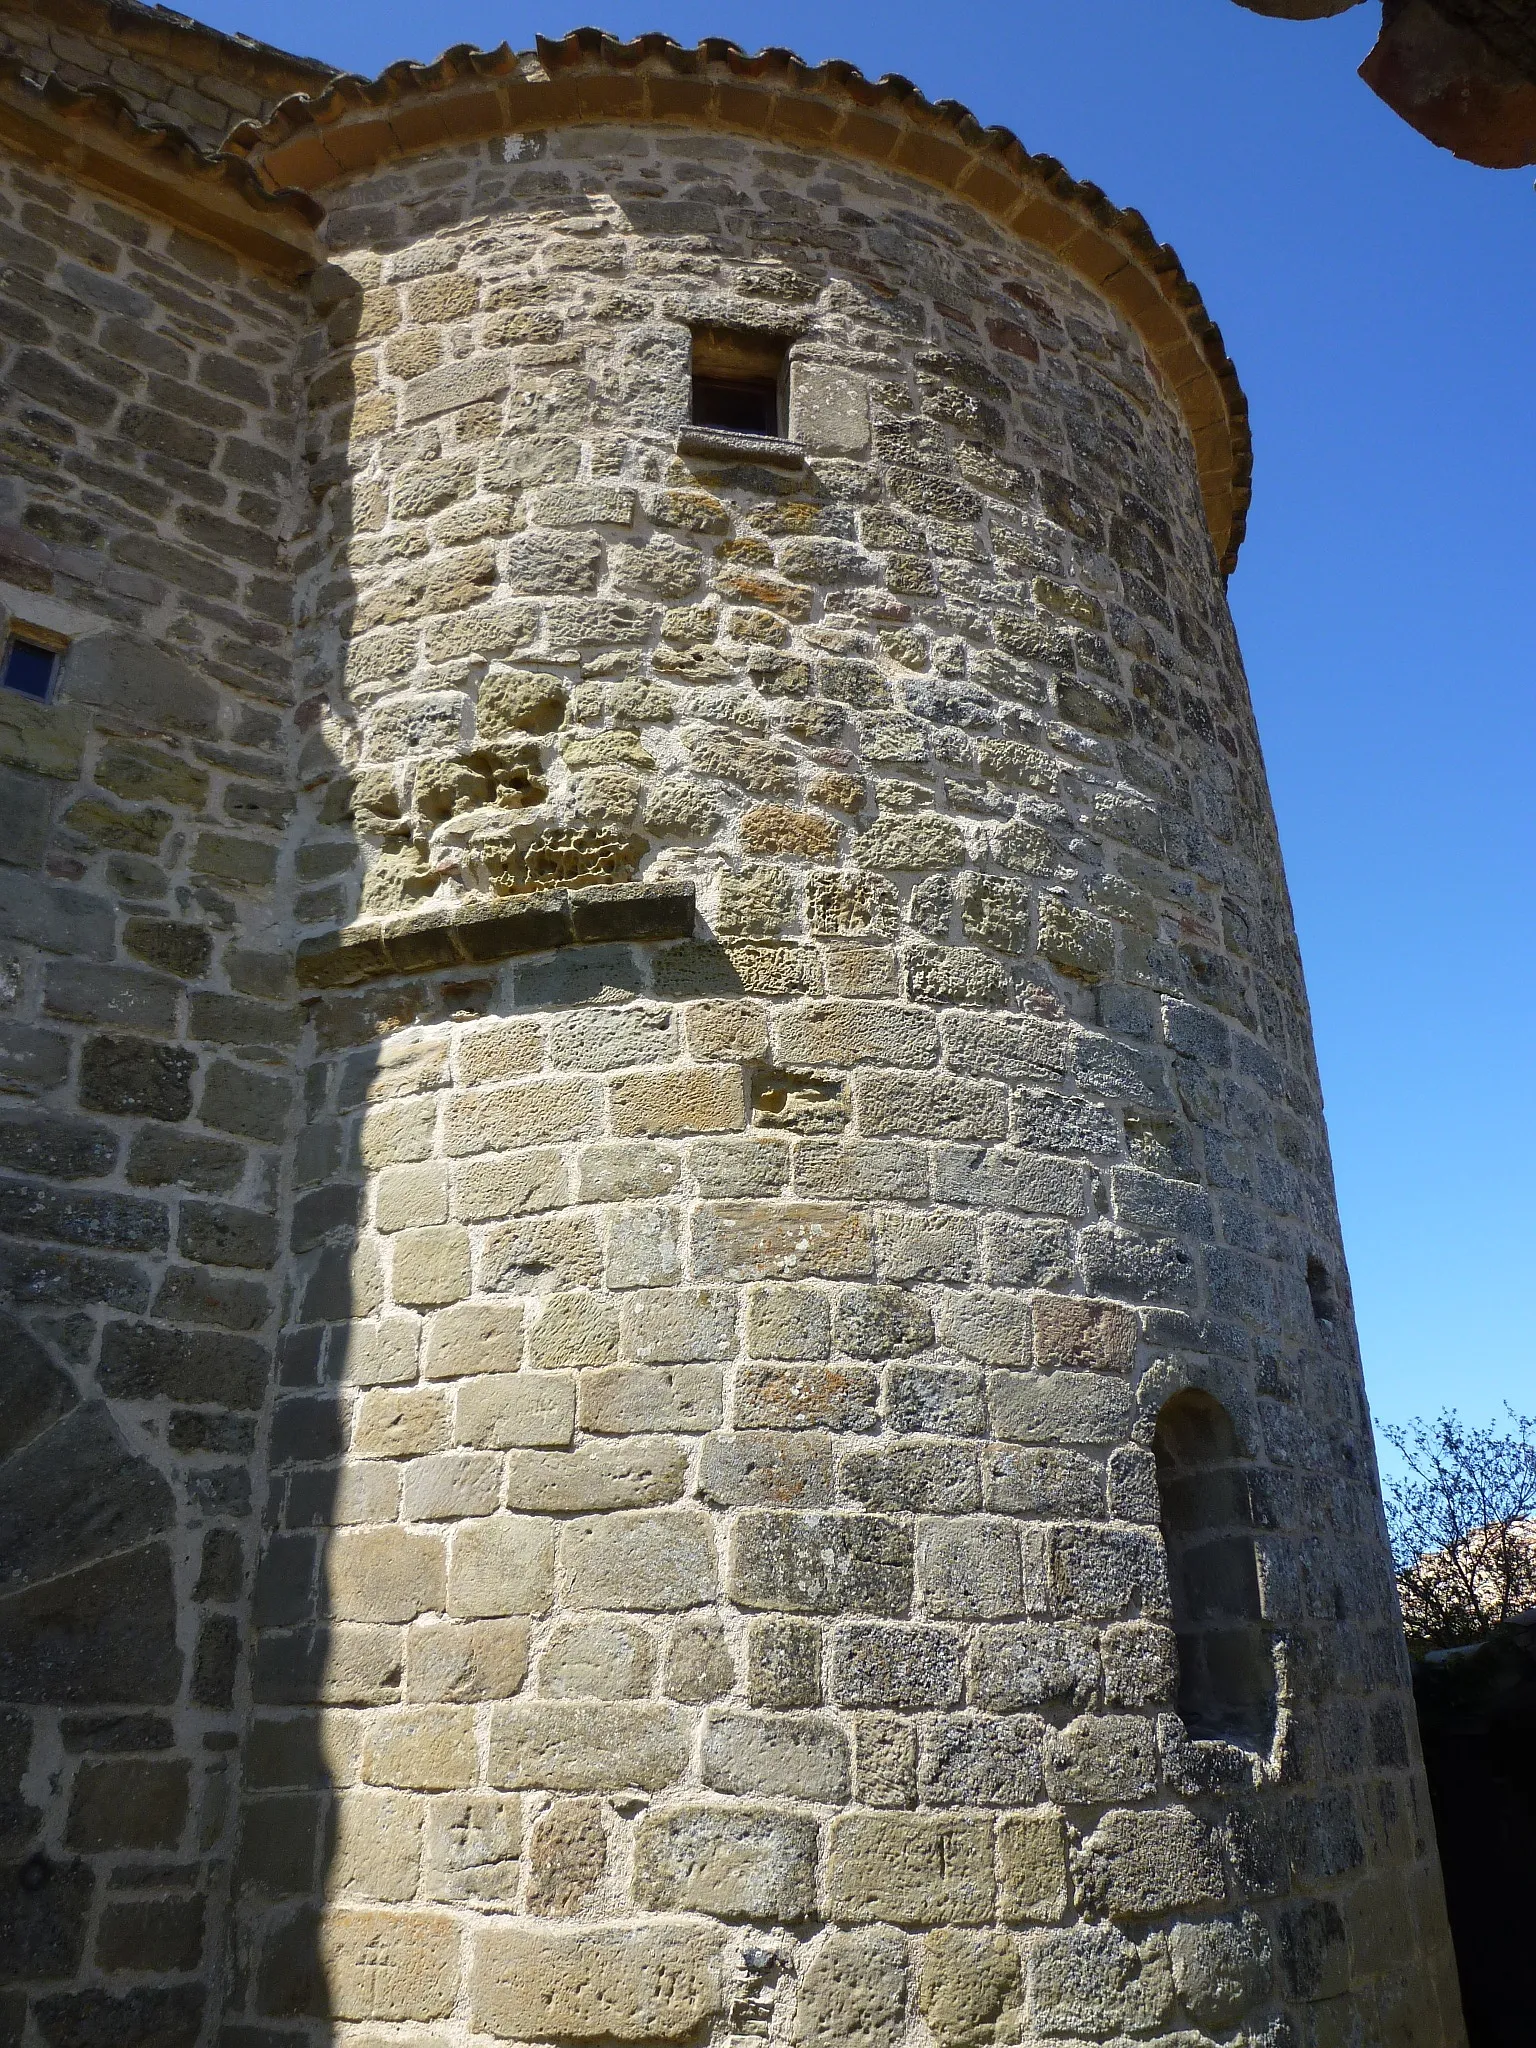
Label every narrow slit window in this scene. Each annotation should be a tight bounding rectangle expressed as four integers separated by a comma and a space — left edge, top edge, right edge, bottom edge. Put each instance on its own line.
1154, 1388, 1277, 1749
690, 326, 789, 438
1, 628, 66, 703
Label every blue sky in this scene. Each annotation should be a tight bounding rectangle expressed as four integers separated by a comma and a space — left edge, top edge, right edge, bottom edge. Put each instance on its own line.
202, 0, 1534, 1453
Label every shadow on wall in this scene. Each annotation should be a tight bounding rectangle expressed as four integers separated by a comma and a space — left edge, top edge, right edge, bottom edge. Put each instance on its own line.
0, 1319, 194, 2013
1413, 1625, 1536, 2048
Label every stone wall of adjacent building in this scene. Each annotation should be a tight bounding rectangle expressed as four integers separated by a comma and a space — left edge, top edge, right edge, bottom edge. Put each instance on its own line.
0, 0, 332, 151
204, 119, 1468, 2048
0, 144, 310, 2042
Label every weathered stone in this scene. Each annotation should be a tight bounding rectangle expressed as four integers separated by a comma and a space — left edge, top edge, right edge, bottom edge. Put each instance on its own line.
792, 1930, 907, 2048
916, 1929, 1022, 2048
1027, 1926, 1174, 2038
471, 1923, 724, 2042
729, 1511, 912, 1615
489, 1701, 689, 1792
996, 1808, 1070, 1924
701, 1709, 850, 1801
1075, 1806, 1227, 1919
826, 1813, 994, 1926
78, 1036, 195, 1122
0, 79, 1454, 2048
634, 1804, 817, 1919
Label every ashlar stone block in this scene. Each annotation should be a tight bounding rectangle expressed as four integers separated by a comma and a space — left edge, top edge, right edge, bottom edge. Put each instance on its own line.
632, 1804, 818, 1921
826, 1813, 995, 1927
488, 1701, 689, 1792
471, 1923, 725, 2043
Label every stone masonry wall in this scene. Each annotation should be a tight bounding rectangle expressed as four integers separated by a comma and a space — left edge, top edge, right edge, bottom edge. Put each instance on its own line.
0, 1, 332, 151
214, 118, 1467, 2048
0, 148, 309, 2042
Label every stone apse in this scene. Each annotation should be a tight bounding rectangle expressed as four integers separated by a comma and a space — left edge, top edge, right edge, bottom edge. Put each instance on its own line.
0, 16, 1467, 2048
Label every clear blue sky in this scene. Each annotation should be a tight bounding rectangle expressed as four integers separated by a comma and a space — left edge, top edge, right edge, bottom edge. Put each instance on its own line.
203, 0, 1534, 1455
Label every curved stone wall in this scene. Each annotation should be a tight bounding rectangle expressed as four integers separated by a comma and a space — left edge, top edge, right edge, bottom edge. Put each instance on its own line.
223, 116, 1467, 2048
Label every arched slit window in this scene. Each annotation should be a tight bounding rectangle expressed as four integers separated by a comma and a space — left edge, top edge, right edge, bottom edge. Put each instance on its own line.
1153, 1388, 1276, 1749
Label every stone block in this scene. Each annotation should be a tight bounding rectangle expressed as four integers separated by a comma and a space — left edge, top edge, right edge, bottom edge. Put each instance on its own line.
857, 1071, 1007, 1142
525, 1795, 608, 1915
693, 1201, 874, 1281
984, 1445, 1104, 1519
663, 1615, 735, 1704
326, 1788, 423, 1902
919, 1713, 1046, 1807
1168, 1913, 1272, 2030
1026, 1926, 1174, 2039
504, 1438, 685, 1513
332, 1318, 419, 1388
701, 1708, 849, 1802
746, 1284, 831, 1361
470, 1922, 724, 2042
352, 1386, 449, 1458
400, 1452, 501, 1520
826, 1813, 994, 1926
577, 1139, 683, 1202
489, 1701, 689, 1792
426, 1794, 524, 1905
78, 1036, 196, 1122
1100, 1621, 1178, 1708
990, 1370, 1131, 1447
735, 1363, 881, 1433
700, 1430, 834, 1508
316, 1907, 460, 2021
1075, 1806, 1226, 1919
634, 1804, 818, 1921
997, 1809, 1070, 1924
362, 1706, 478, 1791
66, 1757, 188, 1851
375, 1162, 449, 1232
969, 1623, 1097, 1713
622, 1287, 737, 1363
328, 1529, 445, 1625
1042, 1714, 1159, 1804
775, 1000, 939, 1071
791, 1929, 907, 2048
406, 1618, 530, 1703
1031, 1293, 1139, 1372
918, 1518, 1024, 1621
443, 1078, 600, 1154
747, 1615, 822, 1708
831, 1624, 965, 1710
558, 1507, 718, 1611
390, 1226, 471, 1307
538, 1616, 656, 1699
456, 1371, 576, 1449
609, 1067, 745, 1137
448, 1516, 554, 1618
93, 1894, 205, 1973
916, 1930, 1023, 2048
1050, 1524, 1170, 1621
729, 1511, 912, 1616
579, 1363, 722, 1435
528, 1291, 620, 1368
455, 1148, 570, 1222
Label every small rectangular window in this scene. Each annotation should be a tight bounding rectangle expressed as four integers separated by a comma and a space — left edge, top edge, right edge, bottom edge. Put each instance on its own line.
1, 628, 66, 703
690, 327, 789, 439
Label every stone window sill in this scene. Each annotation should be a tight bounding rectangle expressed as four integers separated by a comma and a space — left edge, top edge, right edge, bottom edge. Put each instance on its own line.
676, 425, 807, 468
295, 881, 695, 990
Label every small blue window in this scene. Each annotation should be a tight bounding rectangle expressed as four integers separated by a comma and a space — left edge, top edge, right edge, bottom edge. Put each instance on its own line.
1, 636, 62, 702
